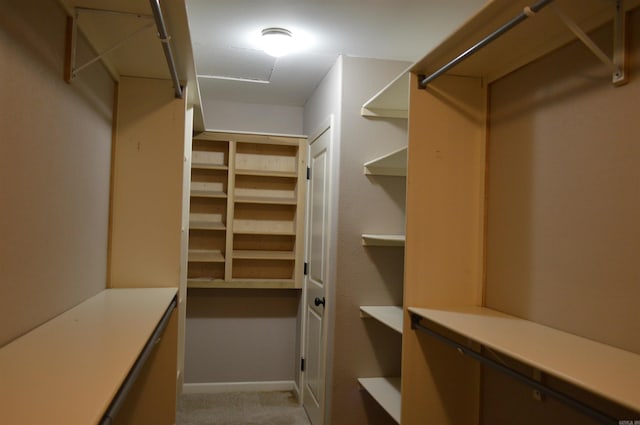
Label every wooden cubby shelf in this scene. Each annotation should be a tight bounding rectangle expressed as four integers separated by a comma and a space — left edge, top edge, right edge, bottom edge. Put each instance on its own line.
409, 306, 640, 412
188, 249, 225, 263
358, 377, 402, 424
187, 132, 307, 289
360, 306, 403, 334
234, 196, 297, 205
233, 250, 295, 260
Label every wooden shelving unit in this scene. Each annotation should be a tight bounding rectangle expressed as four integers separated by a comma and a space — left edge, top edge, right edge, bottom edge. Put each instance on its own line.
358, 377, 402, 423
398, 1, 640, 424
187, 132, 307, 289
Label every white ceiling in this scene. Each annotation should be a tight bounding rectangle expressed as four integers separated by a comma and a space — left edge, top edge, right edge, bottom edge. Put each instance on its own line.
186, 0, 488, 107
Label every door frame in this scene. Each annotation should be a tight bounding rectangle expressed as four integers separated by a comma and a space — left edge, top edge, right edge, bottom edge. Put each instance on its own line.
299, 115, 337, 425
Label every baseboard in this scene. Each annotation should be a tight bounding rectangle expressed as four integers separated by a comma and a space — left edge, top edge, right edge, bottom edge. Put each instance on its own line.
182, 380, 296, 394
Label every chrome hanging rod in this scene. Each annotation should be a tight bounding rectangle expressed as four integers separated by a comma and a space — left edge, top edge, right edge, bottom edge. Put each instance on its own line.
149, 0, 184, 99
99, 296, 177, 425
419, 0, 554, 88
410, 313, 619, 425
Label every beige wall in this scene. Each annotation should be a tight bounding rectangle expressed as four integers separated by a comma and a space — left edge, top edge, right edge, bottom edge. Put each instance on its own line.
0, 0, 114, 346
483, 10, 640, 424
184, 289, 300, 383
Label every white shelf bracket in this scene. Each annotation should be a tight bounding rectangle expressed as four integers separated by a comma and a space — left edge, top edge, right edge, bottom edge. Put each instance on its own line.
65, 7, 154, 82
550, 0, 628, 86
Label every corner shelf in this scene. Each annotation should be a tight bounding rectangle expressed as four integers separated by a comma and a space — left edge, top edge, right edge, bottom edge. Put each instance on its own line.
408, 306, 640, 413
358, 377, 401, 423
361, 234, 405, 247
361, 72, 410, 119
363, 146, 407, 176
360, 306, 403, 334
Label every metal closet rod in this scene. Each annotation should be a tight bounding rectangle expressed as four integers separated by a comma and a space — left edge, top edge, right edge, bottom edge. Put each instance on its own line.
410, 313, 619, 425
99, 296, 178, 425
149, 0, 184, 99
419, 0, 554, 88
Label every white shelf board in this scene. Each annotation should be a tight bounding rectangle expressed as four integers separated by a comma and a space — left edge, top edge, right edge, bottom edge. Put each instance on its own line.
358, 377, 401, 423
363, 146, 407, 176
362, 234, 405, 247
0, 288, 177, 425
408, 306, 640, 412
360, 306, 403, 334
361, 72, 410, 118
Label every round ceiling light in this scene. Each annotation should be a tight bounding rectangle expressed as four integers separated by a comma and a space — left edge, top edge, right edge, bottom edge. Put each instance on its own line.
261, 27, 293, 58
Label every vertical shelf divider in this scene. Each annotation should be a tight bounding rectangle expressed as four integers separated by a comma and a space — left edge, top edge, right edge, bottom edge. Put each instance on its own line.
225, 140, 236, 282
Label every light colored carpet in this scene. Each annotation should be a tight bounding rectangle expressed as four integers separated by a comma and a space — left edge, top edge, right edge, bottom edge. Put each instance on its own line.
176, 391, 312, 425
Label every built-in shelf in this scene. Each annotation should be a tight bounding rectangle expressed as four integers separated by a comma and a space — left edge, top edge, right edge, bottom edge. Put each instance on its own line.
187, 278, 295, 289
189, 219, 225, 231
235, 169, 298, 178
233, 250, 295, 260
361, 72, 410, 119
190, 189, 227, 198
360, 306, 403, 334
234, 195, 297, 205
363, 147, 407, 176
191, 163, 228, 171
358, 377, 401, 423
188, 132, 306, 288
188, 249, 225, 263
408, 306, 640, 413
361, 234, 405, 246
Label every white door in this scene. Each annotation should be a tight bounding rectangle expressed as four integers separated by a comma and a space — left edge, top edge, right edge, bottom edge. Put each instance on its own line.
303, 124, 332, 425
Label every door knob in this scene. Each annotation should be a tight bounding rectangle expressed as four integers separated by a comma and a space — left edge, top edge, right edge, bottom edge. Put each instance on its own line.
314, 297, 326, 307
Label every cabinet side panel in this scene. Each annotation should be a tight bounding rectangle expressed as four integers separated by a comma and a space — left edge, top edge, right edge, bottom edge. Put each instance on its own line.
110, 77, 186, 287
401, 74, 486, 424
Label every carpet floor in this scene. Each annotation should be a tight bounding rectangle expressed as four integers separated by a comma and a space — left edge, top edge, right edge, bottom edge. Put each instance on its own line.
176, 391, 312, 425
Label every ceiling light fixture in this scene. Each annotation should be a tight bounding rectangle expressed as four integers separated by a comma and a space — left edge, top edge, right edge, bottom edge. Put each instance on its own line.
261, 27, 293, 58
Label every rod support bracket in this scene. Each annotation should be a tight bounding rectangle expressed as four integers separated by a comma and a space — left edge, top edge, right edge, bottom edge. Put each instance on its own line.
551, 1, 628, 86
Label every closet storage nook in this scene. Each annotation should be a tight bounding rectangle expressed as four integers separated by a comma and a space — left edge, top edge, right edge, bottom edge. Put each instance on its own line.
187, 132, 307, 289
358, 113, 408, 423
387, 0, 640, 424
